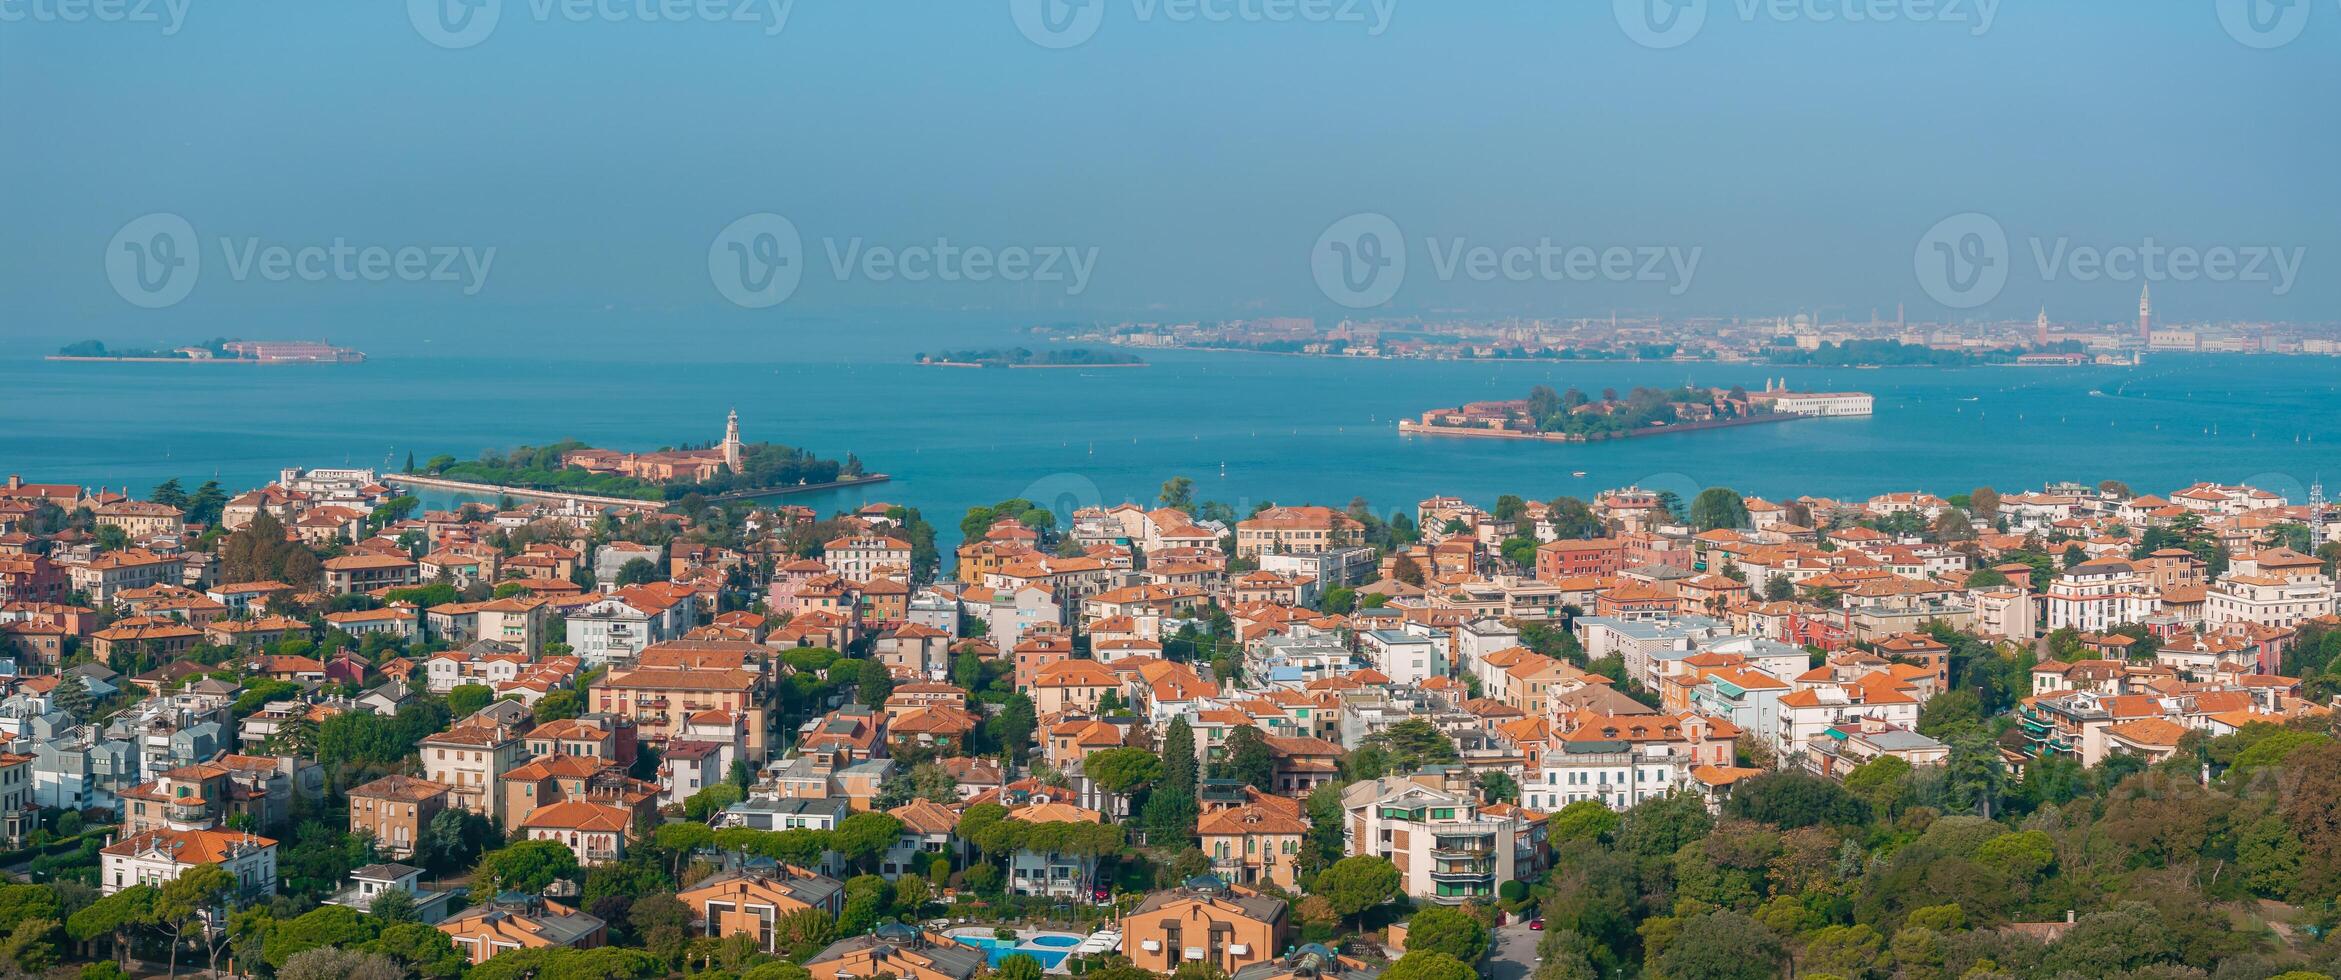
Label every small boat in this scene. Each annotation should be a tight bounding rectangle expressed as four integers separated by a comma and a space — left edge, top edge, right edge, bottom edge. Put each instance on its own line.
1572, 470, 1588, 478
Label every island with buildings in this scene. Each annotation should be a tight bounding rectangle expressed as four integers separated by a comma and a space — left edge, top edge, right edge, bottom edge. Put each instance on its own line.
914, 347, 1145, 368
387, 411, 880, 504
1399, 381, 1873, 443
48, 338, 368, 363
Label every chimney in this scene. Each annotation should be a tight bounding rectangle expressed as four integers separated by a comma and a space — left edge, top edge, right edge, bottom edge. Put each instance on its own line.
2065, 910, 2076, 923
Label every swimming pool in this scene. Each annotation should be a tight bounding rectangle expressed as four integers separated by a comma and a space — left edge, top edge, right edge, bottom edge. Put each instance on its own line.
951, 933, 1084, 969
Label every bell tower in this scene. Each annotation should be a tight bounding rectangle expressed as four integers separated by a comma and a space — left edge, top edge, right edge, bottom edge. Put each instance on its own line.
722, 409, 742, 473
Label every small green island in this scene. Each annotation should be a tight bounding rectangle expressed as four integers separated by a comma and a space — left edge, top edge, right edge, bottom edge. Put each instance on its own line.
1400, 384, 1806, 443
914, 347, 1145, 368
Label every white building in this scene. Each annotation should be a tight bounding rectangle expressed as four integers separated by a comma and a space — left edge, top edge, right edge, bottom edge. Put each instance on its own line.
2204, 575, 2335, 631
1340, 777, 1522, 905
101, 826, 278, 897
2043, 559, 2157, 633
1763, 390, 1874, 417
973, 584, 1062, 651
823, 535, 914, 580
567, 587, 696, 666
1527, 745, 1691, 812
1573, 615, 1733, 688
1358, 629, 1448, 686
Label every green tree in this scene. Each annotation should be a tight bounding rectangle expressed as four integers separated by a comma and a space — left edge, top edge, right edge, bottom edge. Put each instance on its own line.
769, 907, 836, 959
1547, 800, 1620, 845
50, 673, 93, 721
1722, 771, 1867, 828
1689, 487, 1750, 531
831, 812, 904, 873
856, 659, 895, 708
445, 683, 495, 717
1545, 497, 1604, 539
1144, 718, 1201, 842
1381, 951, 1478, 980
0, 916, 59, 975
1217, 725, 1276, 792
417, 808, 493, 874
953, 650, 983, 690
363, 922, 468, 979
1085, 747, 1162, 796
1842, 756, 1912, 815
628, 893, 692, 960
614, 557, 662, 586
474, 840, 580, 894
186, 480, 228, 525
1799, 923, 1886, 979
996, 953, 1047, 980
1314, 855, 1400, 929
1403, 906, 1489, 963
1657, 911, 1783, 980
365, 887, 417, 925
1366, 719, 1461, 772
261, 906, 380, 970
275, 947, 405, 980
1159, 477, 1195, 511
66, 887, 155, 968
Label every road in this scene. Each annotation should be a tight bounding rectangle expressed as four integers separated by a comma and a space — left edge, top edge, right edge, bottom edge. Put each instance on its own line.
1488, 920, 1539, 980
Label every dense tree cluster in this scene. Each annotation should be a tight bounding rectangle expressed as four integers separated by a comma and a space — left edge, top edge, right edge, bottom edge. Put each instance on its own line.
1530, 716, 2341, 979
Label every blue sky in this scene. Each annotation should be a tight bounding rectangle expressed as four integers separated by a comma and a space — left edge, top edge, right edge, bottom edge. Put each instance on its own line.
1, 0, 2333, 353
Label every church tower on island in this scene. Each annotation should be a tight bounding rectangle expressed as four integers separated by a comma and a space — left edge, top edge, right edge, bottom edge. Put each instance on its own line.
722, 409, 743, 473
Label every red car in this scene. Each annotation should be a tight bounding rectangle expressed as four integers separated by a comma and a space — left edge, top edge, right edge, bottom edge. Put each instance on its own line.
1093, 886, 1111, 902
1529, 918, 1545, 931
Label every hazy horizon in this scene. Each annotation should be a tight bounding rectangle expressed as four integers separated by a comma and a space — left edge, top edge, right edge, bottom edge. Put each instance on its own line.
5, 1, 2334, 350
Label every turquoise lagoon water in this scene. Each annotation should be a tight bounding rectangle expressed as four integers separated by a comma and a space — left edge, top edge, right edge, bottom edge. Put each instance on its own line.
4, 343, 2335, 559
